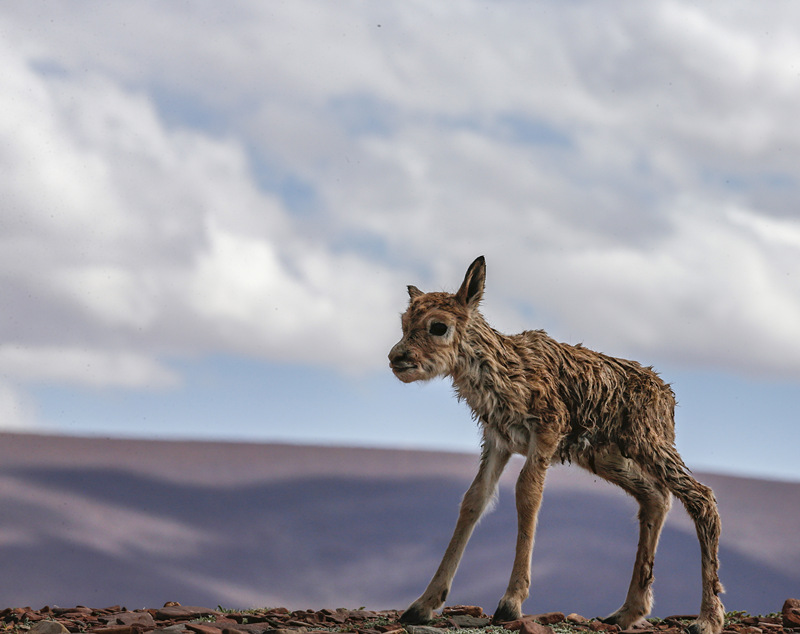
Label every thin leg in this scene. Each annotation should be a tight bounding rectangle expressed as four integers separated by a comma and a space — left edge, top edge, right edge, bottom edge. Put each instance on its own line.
401, 440, 511, 624
659, 451, 725, 634
493, 450, 551, 623
591, 450, 672, 629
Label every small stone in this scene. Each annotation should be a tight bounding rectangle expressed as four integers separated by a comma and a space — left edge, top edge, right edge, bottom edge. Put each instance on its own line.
531, 613, 566, 625
153, 627, 187, 634
185, 624, 222, 634
23, 611, 46, 622
52, 608, 93, 616
589, 621, 620, 632
103, 611, 156, 628
783, 599, 800, 629
29, 621, 70, 634
93, 626, 137, 634
567, 614, 588, 625
321, 613, 347, 625
156, 607, 220, 621
518, 621, 554, 634
449, 615, 490, 628
442, 606, 484, 618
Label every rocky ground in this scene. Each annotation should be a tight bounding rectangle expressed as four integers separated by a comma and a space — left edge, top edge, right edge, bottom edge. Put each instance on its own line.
2, 601, 799, 634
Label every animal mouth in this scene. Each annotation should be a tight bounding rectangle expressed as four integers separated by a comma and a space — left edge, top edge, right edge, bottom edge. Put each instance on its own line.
391, 362, 418, 374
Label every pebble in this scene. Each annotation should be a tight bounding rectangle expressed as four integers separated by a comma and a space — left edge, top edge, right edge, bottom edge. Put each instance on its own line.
29, 622, 71, 634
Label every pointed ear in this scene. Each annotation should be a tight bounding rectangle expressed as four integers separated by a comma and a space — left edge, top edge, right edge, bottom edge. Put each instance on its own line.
407, 285, 424, 300
455, 256, 486, 308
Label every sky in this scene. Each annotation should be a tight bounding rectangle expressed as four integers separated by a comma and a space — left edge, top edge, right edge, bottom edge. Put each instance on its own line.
0, 1, 799, 482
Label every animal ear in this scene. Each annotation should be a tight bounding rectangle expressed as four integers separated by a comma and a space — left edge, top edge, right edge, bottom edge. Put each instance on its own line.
456, 256, 486, 308
407, 285, 424, 300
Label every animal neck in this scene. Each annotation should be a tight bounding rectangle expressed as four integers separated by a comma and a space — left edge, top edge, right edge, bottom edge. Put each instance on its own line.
451, 313, 523, 419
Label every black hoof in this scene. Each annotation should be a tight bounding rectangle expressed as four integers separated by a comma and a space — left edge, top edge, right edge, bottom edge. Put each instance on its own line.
400, 606, 432, 625
492, 602, 521, 624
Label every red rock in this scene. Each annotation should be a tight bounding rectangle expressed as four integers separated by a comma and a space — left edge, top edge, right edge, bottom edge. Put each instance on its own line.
442, 606, 484, 618
102, 612, 156, 628
375, 625, 404, 633
53, 607, 94, 616
1, 608, 28, 622
567, 614, 588, 625
518, 621, 554, 634
186, 624, 222, 634
155, 607, 220, 621
23, 611, 47, 622
93, 626, 138, 634
321, 613, 347, 624
530, 613, 566, 625
782, 599, 800, 628
502, 617, 532, 630
589, 620, 620, 632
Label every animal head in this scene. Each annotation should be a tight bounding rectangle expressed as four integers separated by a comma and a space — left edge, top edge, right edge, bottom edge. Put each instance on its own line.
388, 256, 486, 383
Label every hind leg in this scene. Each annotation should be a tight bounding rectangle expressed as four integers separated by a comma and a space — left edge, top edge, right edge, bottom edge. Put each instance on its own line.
661, 457, 725, 634
587, 449, 671, 629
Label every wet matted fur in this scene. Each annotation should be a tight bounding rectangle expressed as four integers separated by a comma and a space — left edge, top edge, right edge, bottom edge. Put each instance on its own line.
388, 256, 724, 634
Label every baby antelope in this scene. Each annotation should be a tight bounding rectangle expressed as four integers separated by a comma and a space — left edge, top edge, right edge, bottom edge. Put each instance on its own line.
389, 256, 724, 634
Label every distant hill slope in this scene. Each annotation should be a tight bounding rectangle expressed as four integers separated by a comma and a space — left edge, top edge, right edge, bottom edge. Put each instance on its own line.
1, 433, 798, 616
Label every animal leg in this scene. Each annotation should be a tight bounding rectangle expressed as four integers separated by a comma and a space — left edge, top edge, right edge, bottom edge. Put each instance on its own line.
493, 451, 550, 623
400, 442, 511, 624
592, 450, 671, 629
660, 452, 725, 634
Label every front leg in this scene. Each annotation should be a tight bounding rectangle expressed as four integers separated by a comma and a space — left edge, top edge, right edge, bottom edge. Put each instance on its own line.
401, 442, 511, 624
493, 450, 551, 623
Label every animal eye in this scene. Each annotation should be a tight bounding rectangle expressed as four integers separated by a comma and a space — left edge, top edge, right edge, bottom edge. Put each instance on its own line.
429, 322, 448, 336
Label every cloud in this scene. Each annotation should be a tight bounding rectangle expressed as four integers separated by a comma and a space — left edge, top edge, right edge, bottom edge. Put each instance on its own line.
0, 22, 404, 395
1, 0, 800, 399
0, 346, 180, 389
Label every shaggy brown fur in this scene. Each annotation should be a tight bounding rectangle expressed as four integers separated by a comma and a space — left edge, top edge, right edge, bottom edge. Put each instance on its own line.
389, 256, 724, 634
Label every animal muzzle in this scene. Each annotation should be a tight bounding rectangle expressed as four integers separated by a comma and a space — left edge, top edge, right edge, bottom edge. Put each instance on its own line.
388, 345, 418, 375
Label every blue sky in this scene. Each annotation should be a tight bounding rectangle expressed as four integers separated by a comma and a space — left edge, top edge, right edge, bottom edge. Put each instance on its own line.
1, 1, 799, 481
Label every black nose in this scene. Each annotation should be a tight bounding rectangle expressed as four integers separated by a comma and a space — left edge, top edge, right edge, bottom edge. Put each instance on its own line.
389, 351, 410, 364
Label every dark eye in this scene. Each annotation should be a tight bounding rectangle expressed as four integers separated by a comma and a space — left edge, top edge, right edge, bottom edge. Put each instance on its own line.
429, 322, 448, 336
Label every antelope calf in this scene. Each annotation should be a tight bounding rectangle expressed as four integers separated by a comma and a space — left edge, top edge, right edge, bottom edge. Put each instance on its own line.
388, 256, 724, 634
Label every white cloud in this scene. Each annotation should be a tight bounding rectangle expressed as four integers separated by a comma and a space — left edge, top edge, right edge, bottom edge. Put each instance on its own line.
1, 0, 800, 391
0, 346, 180, 389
